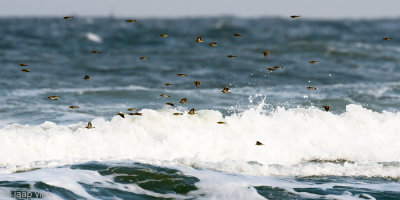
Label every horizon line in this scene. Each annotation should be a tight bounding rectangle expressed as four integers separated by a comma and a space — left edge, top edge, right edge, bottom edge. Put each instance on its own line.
1, 14, 400, 21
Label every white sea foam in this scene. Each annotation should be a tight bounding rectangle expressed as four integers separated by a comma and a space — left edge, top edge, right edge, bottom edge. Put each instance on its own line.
177, 166, 400, 200
85, 32, 102, 43
6, 85, 150, 97
2, 164, 398, 200
1, 104, 400, 177
0, 167, 186, 200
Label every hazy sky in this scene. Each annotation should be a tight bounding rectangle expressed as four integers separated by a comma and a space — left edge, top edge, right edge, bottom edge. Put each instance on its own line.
1, 0, 400, 19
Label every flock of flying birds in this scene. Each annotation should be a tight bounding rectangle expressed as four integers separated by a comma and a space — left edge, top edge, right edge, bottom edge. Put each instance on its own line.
17, 15, 393, 146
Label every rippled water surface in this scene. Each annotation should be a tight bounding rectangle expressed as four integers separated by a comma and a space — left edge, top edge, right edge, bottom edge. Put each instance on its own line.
1, 17, 400, 199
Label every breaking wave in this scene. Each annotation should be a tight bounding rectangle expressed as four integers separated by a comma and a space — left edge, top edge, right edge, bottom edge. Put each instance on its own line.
1, 104, 400, 178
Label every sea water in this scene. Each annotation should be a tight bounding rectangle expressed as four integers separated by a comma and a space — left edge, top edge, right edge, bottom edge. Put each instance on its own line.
1, 17, 400, 199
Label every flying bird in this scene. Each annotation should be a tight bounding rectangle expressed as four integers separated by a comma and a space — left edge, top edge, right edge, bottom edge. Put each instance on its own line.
196, 36, 204, 43
221, 87, 231, 93
177, 73, 187, 77
262, 51, 270, 60
91, 50, 102, 54
227, 55, 236, 58
310, 61, 319, 64
21, 69, 30, 72
322, 105, 330, 112
160, 94, 170, 98
267, 66, 284, 71
165, 83, 173, 86
290, 15, 301, 18
63, 16, 73, 20
83, 75, 91, 80
86, 121, 94, 129
127, 108, 137, 111
256, 141, 264, 145
160, 34, 168, 37
188, 108, 196, 115
48, 96, 60, 100
194, 81, 201, 88
19, 64, 28, 66
69, 106, 79, 109
129, 112, 143, 116
383, 37, 392, 40
166, 103, 174, 106
126, 19, 136, 22
307, 86, 317, 90
233, 33, 243, 36
180, 98, 188, 104
117, 113, 126, 118
139, 57, 149, 60
209, 42, 218, 47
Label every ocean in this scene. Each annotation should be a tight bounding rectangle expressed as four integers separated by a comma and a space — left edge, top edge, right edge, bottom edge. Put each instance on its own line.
1, 17, 400, 199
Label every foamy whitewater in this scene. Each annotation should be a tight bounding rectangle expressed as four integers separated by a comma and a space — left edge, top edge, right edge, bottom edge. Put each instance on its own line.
2, 104, 400, 199
2, 103, 400, 177
1, 17, 400, 199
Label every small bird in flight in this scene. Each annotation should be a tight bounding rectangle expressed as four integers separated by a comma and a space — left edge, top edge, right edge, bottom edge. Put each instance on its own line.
267, 66, 284, 71
160, 34, 168, 37
173, 113, 183, 116
126, 19, 136, 22
180, 98, 187, 104
322, 105, 330, 112
233, 33, 243, 37
307, 86, 317, 90
194, 81, 201, 88
290, 15, 301, 18
227, 55, 236, 58
177, 73, 187, 77
166, 103, 174, 106
21, 69, 30, 72
209, 42, 218, 47
63, 16, 73, 20
69, 105, 79, 109
310, 61, 319, 64
217, 121, 226, 124
160, 94, 170, 98
48, 96, 60, 100
129, 112, 143, 116
117, 113, 126, 118
256, 141, 264, 145
383, 37, 392, 40
91, 50, 102, 54
221, 87, 231, 93
83, 75, 91, 80
139, 57, 149, 60
165, 83, 173, 86
188, 108, 196, 115
127, 108, 137, 111
262, 51, 270, 60
86, 121, 94, 129
19, 64, 28, 66
196, 36, 204, 43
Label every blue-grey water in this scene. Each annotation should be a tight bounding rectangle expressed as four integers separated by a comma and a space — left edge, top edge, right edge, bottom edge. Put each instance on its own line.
1, 17, 400, 199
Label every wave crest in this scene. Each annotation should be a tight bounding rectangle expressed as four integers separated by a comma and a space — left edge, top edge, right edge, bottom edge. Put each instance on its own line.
1, 104, 400, 177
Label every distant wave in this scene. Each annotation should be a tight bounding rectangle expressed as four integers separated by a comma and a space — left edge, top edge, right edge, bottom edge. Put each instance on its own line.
6, 81, 400, 98
85, 32, 102, 43
1, 104, 400, 177
6, 85, 151, 97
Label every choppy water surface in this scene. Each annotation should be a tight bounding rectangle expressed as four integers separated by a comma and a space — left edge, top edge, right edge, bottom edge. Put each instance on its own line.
1, 17, 400, 199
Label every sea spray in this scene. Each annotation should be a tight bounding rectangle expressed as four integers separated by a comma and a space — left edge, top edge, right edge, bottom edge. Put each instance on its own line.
1, 104, 400, 178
